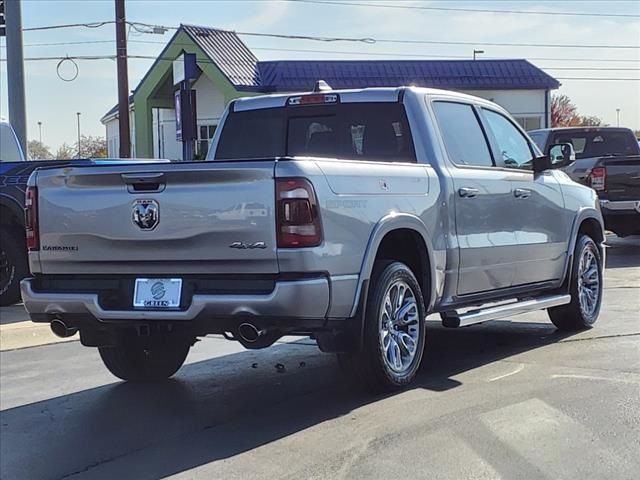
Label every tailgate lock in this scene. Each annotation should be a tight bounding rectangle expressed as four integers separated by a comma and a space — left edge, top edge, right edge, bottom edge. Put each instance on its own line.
132, 199, 160, 230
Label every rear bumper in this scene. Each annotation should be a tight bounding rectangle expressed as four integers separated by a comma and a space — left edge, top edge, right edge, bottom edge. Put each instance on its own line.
600, 200, 640, 235
20, 276, 330, 322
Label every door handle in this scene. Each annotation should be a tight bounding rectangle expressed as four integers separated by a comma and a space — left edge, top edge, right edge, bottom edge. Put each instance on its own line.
514, 188, 531, 199
458, 187, 479, 198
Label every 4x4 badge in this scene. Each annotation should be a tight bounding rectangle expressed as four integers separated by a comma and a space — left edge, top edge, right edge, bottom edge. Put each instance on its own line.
132, 199, 159, 230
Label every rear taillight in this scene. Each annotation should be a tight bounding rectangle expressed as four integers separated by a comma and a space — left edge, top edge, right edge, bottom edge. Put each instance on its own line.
276, 178, 322, 248
589, 167, 606, 191
25, 186, 39, 251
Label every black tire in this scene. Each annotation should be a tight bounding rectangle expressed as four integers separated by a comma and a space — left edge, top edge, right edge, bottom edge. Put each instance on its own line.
0, 227, 29, 307
339, 261, 427, 393
98, 334, 191, 382
548, 234, 603, 331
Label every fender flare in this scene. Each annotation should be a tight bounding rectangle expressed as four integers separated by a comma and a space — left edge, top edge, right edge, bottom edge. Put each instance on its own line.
560, 207, 605, 286
350, 213, 438, 318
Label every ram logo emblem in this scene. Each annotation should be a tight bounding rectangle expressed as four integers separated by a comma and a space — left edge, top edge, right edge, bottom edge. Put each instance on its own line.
132, 200, 159, 230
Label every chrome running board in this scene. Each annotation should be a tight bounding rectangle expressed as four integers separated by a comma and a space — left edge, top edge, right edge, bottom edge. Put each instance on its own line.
442, 294, 571, 328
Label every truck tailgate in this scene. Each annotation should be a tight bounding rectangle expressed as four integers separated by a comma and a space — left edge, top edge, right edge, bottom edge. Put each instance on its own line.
33, 161, 278, 275
599, 157, 640, 201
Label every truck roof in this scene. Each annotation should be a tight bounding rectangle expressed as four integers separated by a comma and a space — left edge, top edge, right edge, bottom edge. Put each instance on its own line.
231, 85, 500, 112
529, 126, 635, 134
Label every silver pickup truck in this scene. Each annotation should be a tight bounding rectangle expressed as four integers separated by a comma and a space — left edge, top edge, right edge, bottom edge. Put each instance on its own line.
21, 86, 605, 392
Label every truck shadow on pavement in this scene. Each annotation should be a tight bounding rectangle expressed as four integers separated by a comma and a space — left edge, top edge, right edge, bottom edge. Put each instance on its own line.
1, 320, 576, 479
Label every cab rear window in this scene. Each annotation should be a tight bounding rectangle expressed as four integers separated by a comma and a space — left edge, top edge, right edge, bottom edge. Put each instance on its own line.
551, 131, 637, 160
214, 102, 416, 163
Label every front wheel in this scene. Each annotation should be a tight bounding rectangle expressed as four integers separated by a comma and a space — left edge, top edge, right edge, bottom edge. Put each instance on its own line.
98, 334, 192, 382
339, 261, 426, 393
548, 234, 603, 331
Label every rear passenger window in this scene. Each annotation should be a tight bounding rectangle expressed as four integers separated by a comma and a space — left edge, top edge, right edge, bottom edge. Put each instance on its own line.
432, 102, 493, 167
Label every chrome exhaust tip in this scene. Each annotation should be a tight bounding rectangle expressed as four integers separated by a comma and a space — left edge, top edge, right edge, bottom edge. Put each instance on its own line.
50, 319, 78, 338
237, 323, 266, 343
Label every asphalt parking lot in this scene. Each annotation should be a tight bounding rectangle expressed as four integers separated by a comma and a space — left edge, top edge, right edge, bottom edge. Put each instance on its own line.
1, 236, 638, 480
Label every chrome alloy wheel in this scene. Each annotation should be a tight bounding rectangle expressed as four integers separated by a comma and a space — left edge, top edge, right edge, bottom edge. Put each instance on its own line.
577, 246, 600, 318
379, 280, 420, 374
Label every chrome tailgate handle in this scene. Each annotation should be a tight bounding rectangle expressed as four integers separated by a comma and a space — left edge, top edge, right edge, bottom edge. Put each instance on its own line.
121, 172, 166, 193
514, 188, 531, 199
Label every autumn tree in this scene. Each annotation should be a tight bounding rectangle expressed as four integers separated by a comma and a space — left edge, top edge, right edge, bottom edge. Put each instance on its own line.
551, 94, 577, 127
27, 140, 53, 160
571, 115, 602, 127
76, 135, 107, 158
551, 94, 604, 127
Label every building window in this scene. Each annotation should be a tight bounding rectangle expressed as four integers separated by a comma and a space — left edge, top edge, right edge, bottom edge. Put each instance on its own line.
514, 116, 542, 131
196, 125, 217, 159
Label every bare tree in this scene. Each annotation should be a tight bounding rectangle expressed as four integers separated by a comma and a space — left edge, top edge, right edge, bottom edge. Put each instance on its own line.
55, 143, 76, 159
75, 135, 107, 158
27, 140, 53, 160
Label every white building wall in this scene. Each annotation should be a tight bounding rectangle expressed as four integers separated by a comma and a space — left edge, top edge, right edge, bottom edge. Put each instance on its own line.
459, 89, 548, 130
153, 108, 181, 160
104, 110, 136, 158
194, 75, 225, 124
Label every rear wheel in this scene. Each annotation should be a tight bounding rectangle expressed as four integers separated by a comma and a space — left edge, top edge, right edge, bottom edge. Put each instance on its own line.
98, 334, 192, 382
548, 234, 603, 331
0, 227, 28, 306
339, 261, 426, 392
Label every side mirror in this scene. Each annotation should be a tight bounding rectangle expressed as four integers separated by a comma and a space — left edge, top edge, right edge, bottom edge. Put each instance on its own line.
548, 143, 575, 167
534, 143, 575, 173
533, 155, 551, 173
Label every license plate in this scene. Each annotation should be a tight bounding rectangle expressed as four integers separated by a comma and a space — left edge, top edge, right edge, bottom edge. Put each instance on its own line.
133, 278, 182, 308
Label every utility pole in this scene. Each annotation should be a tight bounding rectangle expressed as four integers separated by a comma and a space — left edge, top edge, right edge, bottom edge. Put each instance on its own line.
38, 121, 42, 143
616, 108, 620, 127
115, 0, 131, 158
5, 0, 28, 154
76, 112, 81, 157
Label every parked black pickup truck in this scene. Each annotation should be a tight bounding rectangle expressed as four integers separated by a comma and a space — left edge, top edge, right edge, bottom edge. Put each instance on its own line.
588, 157, 640, 237
528, 127, 640, 183
529, 126, 640, 237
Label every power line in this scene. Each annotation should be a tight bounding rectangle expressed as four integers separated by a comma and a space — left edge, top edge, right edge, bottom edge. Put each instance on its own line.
233, 29, 640, 49
250, 46, 640, 63
4, 53, 640, 80
23, 21, 114, 32
7, 39, 640, 61
4, 39, 638, 63
555, 77, 640, 81
3, 52, 640, 72
288, 0, 640, 19
16, 21, 640, 49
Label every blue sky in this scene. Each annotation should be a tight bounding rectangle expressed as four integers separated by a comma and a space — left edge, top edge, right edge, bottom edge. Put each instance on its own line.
1, 0, 639, 150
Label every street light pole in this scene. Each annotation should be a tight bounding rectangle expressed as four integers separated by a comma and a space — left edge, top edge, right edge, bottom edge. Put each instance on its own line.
616, 108, 620, 127
473, 49, 484, 60
76, 112, 81, 158
38, 121, 42, 143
